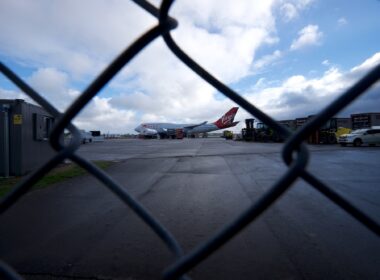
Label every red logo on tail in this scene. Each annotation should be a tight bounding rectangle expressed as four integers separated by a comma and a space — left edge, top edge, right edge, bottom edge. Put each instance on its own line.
214, 107, 239, 129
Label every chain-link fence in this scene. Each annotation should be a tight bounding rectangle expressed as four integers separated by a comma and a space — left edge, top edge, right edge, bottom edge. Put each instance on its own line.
1, 0, 379, 279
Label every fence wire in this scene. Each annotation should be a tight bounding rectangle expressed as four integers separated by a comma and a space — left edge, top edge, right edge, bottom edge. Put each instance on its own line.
0, 0, 379, 279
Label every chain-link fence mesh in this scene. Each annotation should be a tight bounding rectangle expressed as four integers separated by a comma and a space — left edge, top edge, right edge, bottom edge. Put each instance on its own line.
0, 0, 379, 279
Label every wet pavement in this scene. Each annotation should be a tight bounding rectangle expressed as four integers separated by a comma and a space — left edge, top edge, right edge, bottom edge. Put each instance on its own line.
0, 138, 379, 280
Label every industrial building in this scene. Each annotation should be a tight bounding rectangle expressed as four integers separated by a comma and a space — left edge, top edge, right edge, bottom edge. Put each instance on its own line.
351, 113, 380, 130
243, 113, 379, 144
0, 99, 56, 177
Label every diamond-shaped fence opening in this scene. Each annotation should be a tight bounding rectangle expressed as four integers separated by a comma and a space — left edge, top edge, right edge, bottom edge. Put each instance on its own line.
0, 0, 379, 279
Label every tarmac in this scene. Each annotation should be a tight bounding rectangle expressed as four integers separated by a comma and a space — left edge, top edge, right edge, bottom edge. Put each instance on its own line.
0, 138, 379, 280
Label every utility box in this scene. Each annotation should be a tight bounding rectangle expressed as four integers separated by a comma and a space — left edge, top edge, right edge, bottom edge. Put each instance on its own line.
0, 99, 56, 177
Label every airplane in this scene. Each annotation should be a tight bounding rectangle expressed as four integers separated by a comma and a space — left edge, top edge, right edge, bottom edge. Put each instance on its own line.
135, 107, 239, 137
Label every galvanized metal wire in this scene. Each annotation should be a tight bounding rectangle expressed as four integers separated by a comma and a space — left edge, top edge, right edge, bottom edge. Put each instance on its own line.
0, 0, 379, 279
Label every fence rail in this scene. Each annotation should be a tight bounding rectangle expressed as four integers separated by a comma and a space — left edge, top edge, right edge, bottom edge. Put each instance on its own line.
1, 0, 379, 279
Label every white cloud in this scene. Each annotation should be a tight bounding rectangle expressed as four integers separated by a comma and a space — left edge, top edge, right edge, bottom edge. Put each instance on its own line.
350, 52, 380, 74
242, 52, 380, 121
296, 0, 314, 9
27, 67, 77, 111
252, 50, 282, 71
169, 0, 278, 84
74, 97, 137, 133
281, 3, 298, 21
290, 24, 323, 50
279, 0, 314, 21
0, 0, 155, 80
0, 88, 28, 100
322, 59, 330, 66
338, 17, 348, 26
0, 0, 282, 133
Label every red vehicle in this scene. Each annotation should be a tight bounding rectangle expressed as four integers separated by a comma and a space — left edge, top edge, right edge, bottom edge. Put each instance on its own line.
175, 128, 184, 139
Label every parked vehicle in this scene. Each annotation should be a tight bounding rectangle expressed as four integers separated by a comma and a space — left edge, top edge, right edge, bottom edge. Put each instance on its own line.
90, 130, 105, 142
338, 127, 380, 146
175, 128, 184, 139
242, 119, 255, 141
223, 130, 233, 140
80, 130, 93, 144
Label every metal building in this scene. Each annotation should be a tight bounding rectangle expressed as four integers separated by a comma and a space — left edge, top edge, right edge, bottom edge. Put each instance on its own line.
0, 99, 56, 177
351, 113, 380, 130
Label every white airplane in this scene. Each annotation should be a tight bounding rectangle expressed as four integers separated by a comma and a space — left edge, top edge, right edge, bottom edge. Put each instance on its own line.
135, 107, 239, 137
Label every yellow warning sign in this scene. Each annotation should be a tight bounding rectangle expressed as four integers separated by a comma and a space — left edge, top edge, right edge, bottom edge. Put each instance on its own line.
13, 114, 23, 125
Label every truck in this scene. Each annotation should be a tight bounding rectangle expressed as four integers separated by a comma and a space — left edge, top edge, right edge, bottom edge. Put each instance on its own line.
241, 119, 284, 142
165, 128, 184, 139
175, 128, 184, 139
306, 117, 351, 144
223, 130, 233, 140
80, 130, 93, 144
90, 130, 105, 142
241, 119, 255, 141
255, 122, 284, 142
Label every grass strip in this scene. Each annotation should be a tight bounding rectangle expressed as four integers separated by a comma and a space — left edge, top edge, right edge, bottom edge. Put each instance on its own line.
0, 160, 113, 198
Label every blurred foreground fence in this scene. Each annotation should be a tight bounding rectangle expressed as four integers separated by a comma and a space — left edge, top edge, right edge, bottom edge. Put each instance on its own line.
1, 0, 379, 279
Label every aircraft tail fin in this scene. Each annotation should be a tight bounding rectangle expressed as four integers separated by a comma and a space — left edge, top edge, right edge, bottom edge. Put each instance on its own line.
213, 107, 239, 129
223, 121, 239, 128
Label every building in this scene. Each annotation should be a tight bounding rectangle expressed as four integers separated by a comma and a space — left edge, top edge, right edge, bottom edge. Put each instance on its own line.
351, 113, 380, 130
278, 119, 297, 130
0, 99, 56, 177
336, 117, 352, 129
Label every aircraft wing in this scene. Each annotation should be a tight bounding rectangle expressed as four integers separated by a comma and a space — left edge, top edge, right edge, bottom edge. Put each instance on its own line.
183, 121, 207, 130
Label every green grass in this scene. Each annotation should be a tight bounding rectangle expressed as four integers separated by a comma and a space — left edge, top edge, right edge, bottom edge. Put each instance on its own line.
0, 160, 113, 198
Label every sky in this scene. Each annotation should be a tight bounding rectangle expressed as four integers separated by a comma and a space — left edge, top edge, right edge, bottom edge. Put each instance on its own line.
0, 0, 379, 133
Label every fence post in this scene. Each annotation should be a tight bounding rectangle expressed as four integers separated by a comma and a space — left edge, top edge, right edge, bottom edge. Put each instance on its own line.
1, 105, 10, 177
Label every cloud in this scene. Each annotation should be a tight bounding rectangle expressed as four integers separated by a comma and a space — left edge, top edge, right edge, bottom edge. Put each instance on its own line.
0, 0, 155, 80
242, 52, 380, 121
1, 1, 378, 135
279, 0, 314, 21
168, 0, 279, 84
290, 24, 323, 50
74, 97, 137, 133
281, 3, 298, 21
337, 17, 348, 26
322, 59, 330, 66
0, 0, 281, 133
252, 50, 282, 71
27, 67, 79, 111
0, 88, 28, 100
350, 52, 380, 74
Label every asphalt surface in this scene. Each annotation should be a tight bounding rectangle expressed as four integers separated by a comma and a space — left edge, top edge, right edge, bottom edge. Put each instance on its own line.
0, 138, 379, 280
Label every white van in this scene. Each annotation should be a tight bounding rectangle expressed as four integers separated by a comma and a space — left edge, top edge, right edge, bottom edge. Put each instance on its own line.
338, 127, 380, 146
80, 130, 93, 144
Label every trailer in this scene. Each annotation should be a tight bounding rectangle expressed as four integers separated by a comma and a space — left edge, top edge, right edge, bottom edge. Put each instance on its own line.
0, 99, 57, 176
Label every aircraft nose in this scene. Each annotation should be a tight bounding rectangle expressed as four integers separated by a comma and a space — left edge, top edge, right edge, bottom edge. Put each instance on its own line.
134, 125, 141, 133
